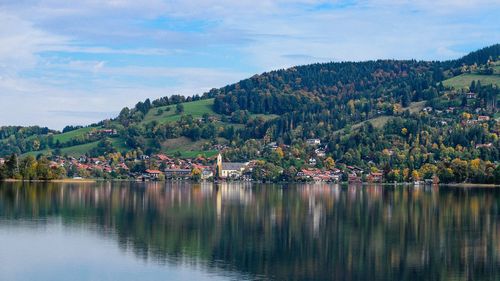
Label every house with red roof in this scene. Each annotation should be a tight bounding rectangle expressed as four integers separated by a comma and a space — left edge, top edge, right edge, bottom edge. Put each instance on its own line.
144, 169, 163, 180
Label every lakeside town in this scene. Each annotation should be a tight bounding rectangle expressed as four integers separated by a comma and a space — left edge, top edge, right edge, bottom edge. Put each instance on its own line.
0, 146, 449, 185
2, 94, 499, 184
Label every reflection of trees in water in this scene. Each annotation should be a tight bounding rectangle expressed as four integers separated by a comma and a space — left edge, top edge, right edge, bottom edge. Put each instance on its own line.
1, 182, 499, 281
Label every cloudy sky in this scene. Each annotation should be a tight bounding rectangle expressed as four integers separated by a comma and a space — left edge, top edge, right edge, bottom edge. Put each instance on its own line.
0, 0, 499, 129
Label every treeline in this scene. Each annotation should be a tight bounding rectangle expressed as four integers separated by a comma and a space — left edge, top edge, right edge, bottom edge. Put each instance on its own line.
0, 126, 55, 140
0, 154, 66, 181
453, 43, 500, 67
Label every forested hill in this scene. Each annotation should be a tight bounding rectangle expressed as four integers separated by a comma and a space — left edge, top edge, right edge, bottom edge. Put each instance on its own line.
454, 44, 500, 66
0, 44, 499, 183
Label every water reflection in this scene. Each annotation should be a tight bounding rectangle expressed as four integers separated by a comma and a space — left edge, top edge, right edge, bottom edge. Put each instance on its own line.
0, 182, 499, 281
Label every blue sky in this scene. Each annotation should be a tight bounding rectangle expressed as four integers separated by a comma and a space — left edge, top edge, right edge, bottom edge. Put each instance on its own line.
0, 0, 499, 129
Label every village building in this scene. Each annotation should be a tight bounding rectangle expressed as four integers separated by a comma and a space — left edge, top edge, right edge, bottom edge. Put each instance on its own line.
143, 169, 162, 180
367, 172, 383, 183
476, 143, 493, 149
465, 92, 477, 99
164, 169, 191, 179
155, 154, 171, 162
348, 173, 362, 184
192, 164, 214, 180
221, 163, 249, 179
267, 142, 278, 149
296, 168, 340, 182
315, 149, 326, 157
0, 158, 4, 165
88, 129, 117, 136
201, 169, 214, 180
216, 153, 249, 179
446, 107, 455, 114
306, 139, 321, 146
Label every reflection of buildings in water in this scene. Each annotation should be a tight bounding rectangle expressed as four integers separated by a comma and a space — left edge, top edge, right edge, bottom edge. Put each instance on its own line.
218, 182, 254, 204
2, 182, 500, 280
200, 182, 214, 197
347, 185, 358, 201
216, 182, 254, 219
300, 184, 332, 236
365, 184, 382, 199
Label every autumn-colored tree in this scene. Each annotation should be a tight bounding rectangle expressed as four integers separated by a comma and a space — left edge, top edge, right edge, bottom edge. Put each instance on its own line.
324, 157, 335, 170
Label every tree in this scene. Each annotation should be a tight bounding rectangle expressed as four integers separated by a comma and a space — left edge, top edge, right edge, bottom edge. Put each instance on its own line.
324, 157, 335, 170
411, 170, 420, 181
5, 154, 20, 179
35, 157, 52, 180
176, 104, 184, 114
401, 92, 410, 107
20, 155, 37, 180
191, 168, 201, 182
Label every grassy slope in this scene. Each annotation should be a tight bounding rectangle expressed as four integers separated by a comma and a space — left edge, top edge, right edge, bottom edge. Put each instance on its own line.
143, 99, 216, 124
442, 73, 500, 89
19, 98, 276, 158
331, 101, 426, 136
22, 138, 128, 157
160, 136, 220, 158
52, 126, 97, 143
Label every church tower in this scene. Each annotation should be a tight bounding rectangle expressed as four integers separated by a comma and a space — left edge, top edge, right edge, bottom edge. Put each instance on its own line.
216, 153, 223, 179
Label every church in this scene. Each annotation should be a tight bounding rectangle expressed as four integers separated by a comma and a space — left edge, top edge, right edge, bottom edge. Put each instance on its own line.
216, 153, 249, 179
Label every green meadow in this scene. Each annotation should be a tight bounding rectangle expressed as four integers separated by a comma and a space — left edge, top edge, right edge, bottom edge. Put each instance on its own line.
442, 73, 500, 89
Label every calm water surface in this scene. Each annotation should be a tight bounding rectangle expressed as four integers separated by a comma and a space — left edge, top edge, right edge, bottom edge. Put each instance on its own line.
0, 182, 499, 281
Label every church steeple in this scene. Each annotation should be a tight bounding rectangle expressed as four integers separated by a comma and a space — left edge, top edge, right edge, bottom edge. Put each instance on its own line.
216, 153, 223, 179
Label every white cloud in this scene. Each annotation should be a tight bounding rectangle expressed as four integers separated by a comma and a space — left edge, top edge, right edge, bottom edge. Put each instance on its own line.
0, 0, 498, 129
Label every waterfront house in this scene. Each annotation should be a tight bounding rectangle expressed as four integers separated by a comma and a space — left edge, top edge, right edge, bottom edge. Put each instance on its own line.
348, 173, 362, 183
201, 169, 214, 180
0, 158, 4, 165
367, 172, 383, 183
144, 169, 162, 179
164, 169, 191, 179
297, 168, 340, 182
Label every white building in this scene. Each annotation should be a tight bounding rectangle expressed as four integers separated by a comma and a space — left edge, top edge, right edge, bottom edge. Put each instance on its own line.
306, 139, 321, 146
216, 153, 249, 179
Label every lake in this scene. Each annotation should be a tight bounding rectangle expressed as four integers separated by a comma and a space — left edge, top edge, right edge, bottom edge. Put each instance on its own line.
0, 182, 499, 281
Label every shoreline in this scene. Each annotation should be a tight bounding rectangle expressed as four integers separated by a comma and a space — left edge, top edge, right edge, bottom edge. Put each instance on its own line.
2, 179, 97, 183
1, 179, 499, 187
440, 183, 500, 188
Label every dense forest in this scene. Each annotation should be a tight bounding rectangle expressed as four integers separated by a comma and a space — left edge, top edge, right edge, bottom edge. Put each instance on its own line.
0, 44, 499, 183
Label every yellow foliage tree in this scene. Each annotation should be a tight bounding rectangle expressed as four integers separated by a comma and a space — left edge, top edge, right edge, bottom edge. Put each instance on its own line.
324, 157, 335, 170
412, 170, 420, 181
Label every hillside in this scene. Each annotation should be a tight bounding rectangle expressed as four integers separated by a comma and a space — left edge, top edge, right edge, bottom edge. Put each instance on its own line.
443, 60, 500, 89
0, 44, 499, 183
2, 98, 277, 158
